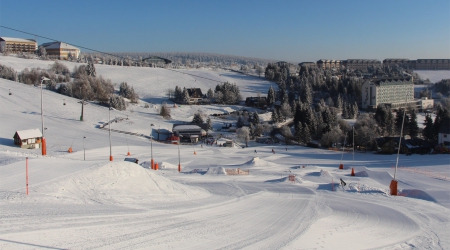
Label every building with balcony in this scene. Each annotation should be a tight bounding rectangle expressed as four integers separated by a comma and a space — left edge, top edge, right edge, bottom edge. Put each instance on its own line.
0, 37, 37, 53
342, 59, 382, 71
40, 41, 80, 60
414, 59, 450, 70
361, 77, 414, 110
316, 59, 341, 69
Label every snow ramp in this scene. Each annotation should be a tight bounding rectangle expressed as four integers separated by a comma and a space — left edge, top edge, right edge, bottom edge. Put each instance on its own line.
33, 162, 209, 206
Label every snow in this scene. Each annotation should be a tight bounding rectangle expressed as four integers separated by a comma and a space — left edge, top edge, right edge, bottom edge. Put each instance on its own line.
415, 70, 450, 83
0, 56, 449, 249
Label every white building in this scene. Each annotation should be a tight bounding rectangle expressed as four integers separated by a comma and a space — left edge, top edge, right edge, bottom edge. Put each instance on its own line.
361, 78, 414, 110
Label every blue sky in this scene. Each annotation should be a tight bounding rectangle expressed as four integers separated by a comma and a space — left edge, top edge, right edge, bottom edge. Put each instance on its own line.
0, 0, 449, 62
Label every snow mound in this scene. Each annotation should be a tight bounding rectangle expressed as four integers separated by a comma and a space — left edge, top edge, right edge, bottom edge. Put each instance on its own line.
354, 167, 393, 185
205, 166, 227, 175
320, 170, 332, 178
242, 157, 276, 167
399, 189, 437, 202
33, 162, 209, 206
159, 161, 178, 169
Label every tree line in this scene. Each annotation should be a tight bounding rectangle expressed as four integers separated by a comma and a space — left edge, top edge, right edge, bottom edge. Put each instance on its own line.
0, 61, 138, 111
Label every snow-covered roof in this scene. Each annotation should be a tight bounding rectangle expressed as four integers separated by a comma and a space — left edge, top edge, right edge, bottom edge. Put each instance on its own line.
42, 42, 79, 50
173, 125, 201, 131
15, 128, 42, 139
0, 37, 36, 43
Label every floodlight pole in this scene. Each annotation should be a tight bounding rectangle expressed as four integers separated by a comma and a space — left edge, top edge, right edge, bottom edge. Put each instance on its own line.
83, 136, 86, 161
150, 124, 154, 169
178, 135, 182, 172
109, 105, 113, 161
40, 77, 50, 156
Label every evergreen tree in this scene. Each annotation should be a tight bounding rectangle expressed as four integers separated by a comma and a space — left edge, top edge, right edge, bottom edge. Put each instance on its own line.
352, 102, 359, 119
294, 122, 302, 144
374, 104, 391, 135
395, 109, 405, 135
302, 126, 311, 144
408, 109, 419, 138
342, 102, 349, 119
86, 61, 96, 77
300, 82, 312, 105
207, 88, 214, 100
434, 105, 450, 140
336, 94, 343, 110
252, 112, 260, 126
249, 123, 255, 139
174, 86, 182, 102
237, 116, 245, 128
182, 87, 190, 104
422, 114, 435, 142
271, 108, 280, 123
192, 112, 204, 124
386, 110, 396, 136
267, 85, 276, 105
280, 102, 292, 121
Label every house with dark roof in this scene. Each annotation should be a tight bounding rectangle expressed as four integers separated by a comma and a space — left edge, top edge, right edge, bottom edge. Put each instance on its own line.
245, 96, 268, 108
438, 118, 450, 146
377, 137, 433, 154
172, 123, 208, 143
186, 88, 205, 104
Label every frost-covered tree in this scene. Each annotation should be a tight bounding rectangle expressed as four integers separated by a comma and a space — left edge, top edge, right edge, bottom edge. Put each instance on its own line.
160, 102, 171, 119
86, 61, 96, 77
236, 127, 250, 147
267, 85, 276, 105
109, 94, 126, 111
182, 87, 190, 104
206, 117, 212, 130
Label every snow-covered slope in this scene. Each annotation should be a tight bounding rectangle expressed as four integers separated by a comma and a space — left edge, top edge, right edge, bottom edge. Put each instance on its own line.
0, 56, 449, 249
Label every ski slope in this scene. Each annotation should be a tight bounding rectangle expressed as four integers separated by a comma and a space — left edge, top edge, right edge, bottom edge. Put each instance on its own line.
0, 56, 449, 249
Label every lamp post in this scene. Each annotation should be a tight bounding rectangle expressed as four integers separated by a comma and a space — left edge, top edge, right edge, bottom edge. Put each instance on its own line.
83, 136, 86, 161
109, 105, 114, 161
150, 124, 154, 169
40, 77, 50, 156
177, 135, 182, 172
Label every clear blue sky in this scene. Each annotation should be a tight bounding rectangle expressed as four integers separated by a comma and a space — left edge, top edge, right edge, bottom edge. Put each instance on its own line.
0, 0, 449, 62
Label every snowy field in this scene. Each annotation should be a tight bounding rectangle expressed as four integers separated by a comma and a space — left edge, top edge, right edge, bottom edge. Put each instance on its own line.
414, 70, 450, 83
0, 56, 449, 249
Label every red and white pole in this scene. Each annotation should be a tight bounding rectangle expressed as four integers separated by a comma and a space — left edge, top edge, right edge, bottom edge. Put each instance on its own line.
26, 157, 29, 195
